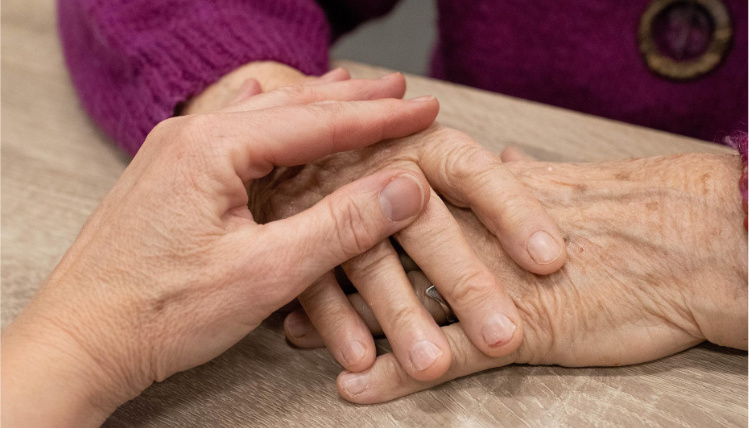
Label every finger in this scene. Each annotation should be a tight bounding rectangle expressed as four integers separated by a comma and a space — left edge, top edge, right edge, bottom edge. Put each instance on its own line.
408, 270, 453, 324
207, 97, 439, 182
284, 309, 327, 349
343, 241, 451, 381
499, 146, 535, 162
284, 270, 447, 348
316, 67, 352, 83
418, 133, 566, 275
259, 169, 430, 297
397, 192, 524, 357
285, 272, 376, 372
337, 323, 516, 404
220, 73, 407, 113
227, 78, 263, 106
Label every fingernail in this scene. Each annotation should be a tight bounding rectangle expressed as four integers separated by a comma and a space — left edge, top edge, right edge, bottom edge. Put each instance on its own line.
410, 340, 443, 372
482, 313, 516, 347
340, 372, 368, 396
341, 340, 366, 367
409, 95, 434, 102
527, 231, 562, 265
285, 311, 309, 338
379, 174, 424, 221
380, 72, 402, 80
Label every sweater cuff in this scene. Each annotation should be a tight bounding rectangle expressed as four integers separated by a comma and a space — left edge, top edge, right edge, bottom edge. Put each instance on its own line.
60, 1, 331, 155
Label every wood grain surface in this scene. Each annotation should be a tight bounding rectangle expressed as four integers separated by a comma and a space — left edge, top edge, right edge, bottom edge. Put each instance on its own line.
2, 0, 746, 426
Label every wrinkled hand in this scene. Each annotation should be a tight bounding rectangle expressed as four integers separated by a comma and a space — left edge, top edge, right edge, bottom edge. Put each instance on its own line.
284, 152, 748, 403
187, 65, 569, 382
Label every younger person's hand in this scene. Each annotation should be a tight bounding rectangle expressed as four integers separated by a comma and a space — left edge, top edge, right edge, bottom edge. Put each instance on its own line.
1, 80, 439, 428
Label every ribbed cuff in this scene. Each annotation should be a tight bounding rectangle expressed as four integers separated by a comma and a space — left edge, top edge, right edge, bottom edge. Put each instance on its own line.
60, 0, 331, 155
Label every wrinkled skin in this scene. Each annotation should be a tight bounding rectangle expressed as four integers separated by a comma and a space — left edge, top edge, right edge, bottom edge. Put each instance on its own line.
251, 126, 748, 402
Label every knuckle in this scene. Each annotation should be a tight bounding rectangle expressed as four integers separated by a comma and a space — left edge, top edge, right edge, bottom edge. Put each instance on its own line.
441, 142, 497, 189
386, 305, 422, 333
299, 279, 331, 306
430, 126, 472, 145
449, 269, 496, 309
495, 191, 536, 221
171, 114, 222, 152
512, 289, 556, 365
281, 84, 312, 103
329, 199, 381, 259
345, 241, 392, 279
149, 117, 179, 139
443, 328, 472, 369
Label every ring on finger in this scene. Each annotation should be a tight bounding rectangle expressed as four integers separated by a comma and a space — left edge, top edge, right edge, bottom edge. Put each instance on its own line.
425, 285, 457, 324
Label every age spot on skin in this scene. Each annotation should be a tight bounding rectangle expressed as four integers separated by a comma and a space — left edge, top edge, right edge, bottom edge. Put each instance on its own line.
614, 171, 631, 181
700, 173, 712, 195
646, 201, 659, 211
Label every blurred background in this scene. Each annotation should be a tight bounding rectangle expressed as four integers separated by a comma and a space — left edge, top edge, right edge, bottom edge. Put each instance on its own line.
330, 0, 436, 75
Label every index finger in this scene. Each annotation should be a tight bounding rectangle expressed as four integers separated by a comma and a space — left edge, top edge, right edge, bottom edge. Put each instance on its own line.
216, 97, 439, 182
417, 130, 566, 275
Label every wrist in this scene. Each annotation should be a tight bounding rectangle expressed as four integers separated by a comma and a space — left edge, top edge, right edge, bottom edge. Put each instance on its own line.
2, 276, 152, 426
2, 310, 132, 427
678, 154, 748, 349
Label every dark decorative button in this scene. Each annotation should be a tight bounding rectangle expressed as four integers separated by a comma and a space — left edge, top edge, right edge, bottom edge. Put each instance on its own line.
639, 0, 732, 80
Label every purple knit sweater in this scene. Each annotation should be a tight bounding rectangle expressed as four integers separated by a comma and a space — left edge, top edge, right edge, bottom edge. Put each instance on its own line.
58, 0, 747, 156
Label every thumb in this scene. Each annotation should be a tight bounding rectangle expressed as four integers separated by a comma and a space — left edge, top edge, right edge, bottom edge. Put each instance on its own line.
261, 169, 430, 296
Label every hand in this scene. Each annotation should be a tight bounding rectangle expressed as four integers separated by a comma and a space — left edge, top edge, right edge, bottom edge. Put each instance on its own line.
250, 122, 568, 379
1, 79, 439, 427
186, 65, 569, 382
287, 151, 748, 403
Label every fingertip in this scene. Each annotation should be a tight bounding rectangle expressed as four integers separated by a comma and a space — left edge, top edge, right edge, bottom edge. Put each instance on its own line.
338, 339, 377, 373
337, 370, 378, 404
400, 96, 440, 135
524, 229, 567, 275
380, 72, 408, 99
378, 171, 430, 223
482, 313, 524, 358
283, 310, 325, 348
319, 67, 351, 83
228, 78, 263, 106
405, 340, 452, 381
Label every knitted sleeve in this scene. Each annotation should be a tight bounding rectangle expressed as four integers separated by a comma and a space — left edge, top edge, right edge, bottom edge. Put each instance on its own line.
58, 0, 336, 155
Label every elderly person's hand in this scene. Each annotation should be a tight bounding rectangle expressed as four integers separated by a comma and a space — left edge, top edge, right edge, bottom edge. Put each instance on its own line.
1, 79, 441, 427
182, 65, 569, 382
282, 150, 748, 403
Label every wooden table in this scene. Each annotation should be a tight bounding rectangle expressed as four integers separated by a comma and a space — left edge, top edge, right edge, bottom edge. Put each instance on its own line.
2, 0, 746, 426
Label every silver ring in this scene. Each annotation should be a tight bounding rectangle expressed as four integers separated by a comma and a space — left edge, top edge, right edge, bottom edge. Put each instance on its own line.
425, 285, 457, 323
